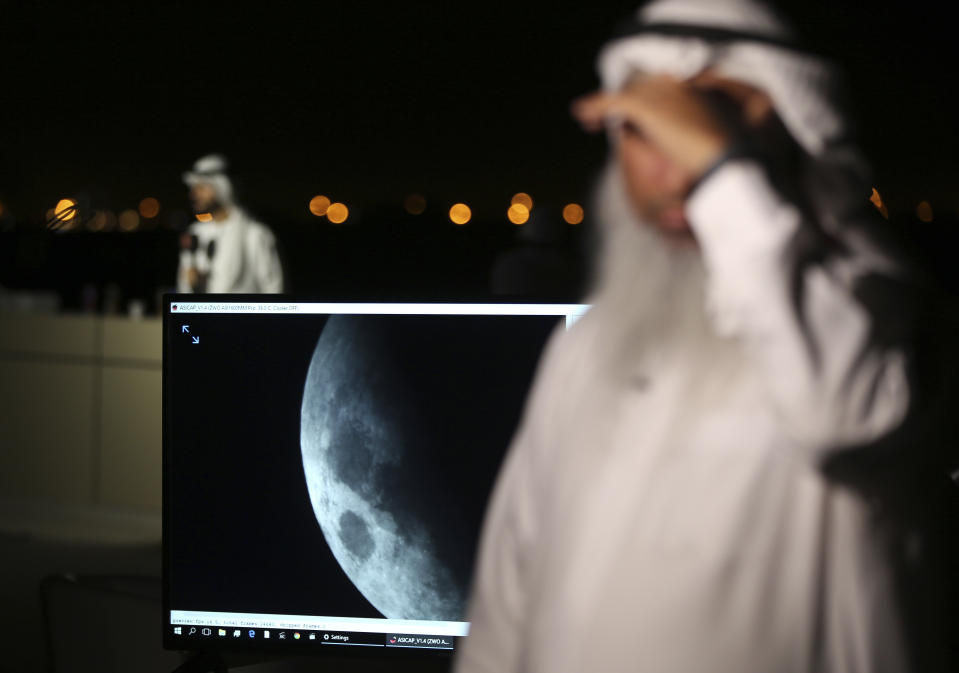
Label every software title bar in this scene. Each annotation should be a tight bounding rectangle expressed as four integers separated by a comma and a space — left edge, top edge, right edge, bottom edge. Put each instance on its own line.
170, 302, 590, 317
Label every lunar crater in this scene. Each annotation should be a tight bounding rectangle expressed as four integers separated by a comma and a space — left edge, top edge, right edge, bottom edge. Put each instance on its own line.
329, 419, 375, 490
339, 510, 375, 561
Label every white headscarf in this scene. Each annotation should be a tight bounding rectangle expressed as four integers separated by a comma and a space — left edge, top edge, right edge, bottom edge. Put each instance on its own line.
584, 0, 878, 393
598, 0, 869, 181
182, 153, 236, 208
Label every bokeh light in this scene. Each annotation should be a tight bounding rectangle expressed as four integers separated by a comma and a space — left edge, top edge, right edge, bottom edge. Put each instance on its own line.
118, 209, 140, 231
309, 195, 331, 217
139, 197, 160, 219
507, 203, 530, 225
563, 203, 585, 225
54, 198, 78, 227
196, 212, 213, 222
916, 200, 934, 222
87, 210, 117, 232
327, 202, 349, 224
868, 187, 888, 219
404, 193, 427, 215
86, 212, 104, 232
511, 192, 533, 211
449, 203, 471, 225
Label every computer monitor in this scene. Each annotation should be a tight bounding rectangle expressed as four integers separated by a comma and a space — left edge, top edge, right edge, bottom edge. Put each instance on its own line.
162, 296, 589, 666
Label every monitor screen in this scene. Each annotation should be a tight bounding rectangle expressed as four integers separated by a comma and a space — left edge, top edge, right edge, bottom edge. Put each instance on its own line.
162, 296, 589, 662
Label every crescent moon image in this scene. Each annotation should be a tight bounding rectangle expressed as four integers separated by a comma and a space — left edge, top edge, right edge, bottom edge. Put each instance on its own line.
299, 315, 464, 621
300, 314, 550, 622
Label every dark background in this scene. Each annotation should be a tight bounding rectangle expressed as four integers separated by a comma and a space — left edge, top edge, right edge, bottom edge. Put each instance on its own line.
164, 311, 372, 616
2, 0, 957, 308
164, 306, 557, 622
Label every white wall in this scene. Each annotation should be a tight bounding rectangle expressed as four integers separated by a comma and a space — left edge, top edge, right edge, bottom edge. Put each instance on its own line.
0, 313, 162, 514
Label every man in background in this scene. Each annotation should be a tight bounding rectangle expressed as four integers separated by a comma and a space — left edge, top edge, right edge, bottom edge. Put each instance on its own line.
455, 1, 953, 672
177, 154, 284, 293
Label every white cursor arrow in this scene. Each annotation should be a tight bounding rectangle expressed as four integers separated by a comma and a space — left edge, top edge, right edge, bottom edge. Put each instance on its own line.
182, 325, 190, 333
192, 336, 199, 344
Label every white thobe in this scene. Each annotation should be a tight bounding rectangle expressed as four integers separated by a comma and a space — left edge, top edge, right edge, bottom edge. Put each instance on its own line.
176, 209, 283, 294
454, 160, 914, 673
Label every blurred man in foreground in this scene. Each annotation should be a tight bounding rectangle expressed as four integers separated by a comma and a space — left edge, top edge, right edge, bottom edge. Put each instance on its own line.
177, 154, 284, 293
455, 1, 953, 672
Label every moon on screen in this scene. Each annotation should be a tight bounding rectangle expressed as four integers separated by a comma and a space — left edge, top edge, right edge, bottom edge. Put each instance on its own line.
300, 315, 466, 621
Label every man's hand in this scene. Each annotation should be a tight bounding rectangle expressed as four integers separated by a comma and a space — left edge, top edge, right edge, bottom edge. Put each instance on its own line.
571, 74, 733, 179
186, 267, 201, 291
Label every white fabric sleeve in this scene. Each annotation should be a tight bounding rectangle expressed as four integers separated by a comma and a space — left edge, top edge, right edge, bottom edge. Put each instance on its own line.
687, 160, 911, 457
248, 227, 284, 293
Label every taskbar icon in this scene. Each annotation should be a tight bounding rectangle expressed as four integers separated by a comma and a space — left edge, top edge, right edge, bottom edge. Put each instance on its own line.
173, 625, 335, 645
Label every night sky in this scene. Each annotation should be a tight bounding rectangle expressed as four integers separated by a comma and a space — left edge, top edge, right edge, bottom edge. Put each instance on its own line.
3, 0, 956, 224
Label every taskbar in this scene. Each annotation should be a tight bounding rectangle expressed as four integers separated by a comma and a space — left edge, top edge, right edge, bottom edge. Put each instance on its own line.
168, 625, 455, 651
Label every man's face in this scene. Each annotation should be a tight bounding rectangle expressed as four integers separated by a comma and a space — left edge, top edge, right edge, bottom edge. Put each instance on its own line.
616, 120, 696, 239
613, 69, 778, 241
190, 182, 218, 214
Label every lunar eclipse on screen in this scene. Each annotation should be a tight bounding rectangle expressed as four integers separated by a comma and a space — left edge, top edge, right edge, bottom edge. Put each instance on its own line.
300, 314, 544, 621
